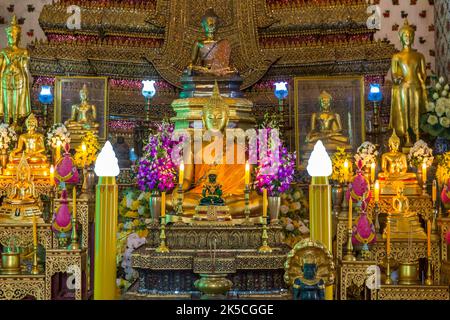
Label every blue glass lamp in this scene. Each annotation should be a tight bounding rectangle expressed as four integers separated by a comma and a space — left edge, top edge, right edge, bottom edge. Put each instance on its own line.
142, 80, 156, 121
38, 85, 54, 104
368, 83, 383, 102
274, 81, 288, 100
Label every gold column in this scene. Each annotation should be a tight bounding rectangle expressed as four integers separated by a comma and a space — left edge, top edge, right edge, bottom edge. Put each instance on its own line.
309, 176, 333, 300
94, 176, 118, 300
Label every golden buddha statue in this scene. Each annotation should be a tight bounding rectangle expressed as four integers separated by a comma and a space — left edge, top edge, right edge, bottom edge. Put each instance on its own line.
379, 131, 420, 195
4, 113, 49, 177
305, 91, 351, 151
0, 15, 31, 125
389, 19, 428, 146
382, 182, 426, 240
0, 153, 42, 223
65, 84, 100, 131
168, 83, 261, 220
187, 8, 237, 77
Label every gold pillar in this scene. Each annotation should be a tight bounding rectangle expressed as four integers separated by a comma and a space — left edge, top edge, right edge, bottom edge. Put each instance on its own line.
309, 176, 333, 300
94, 176, 118, 300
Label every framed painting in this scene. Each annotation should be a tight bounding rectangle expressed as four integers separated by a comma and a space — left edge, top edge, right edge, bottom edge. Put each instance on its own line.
293, 76, 365, 166
54, 76, 108, 142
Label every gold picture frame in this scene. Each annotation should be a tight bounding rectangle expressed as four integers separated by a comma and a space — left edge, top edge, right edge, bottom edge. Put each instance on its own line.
54, 76, 108, 143
293, 75, 365, 167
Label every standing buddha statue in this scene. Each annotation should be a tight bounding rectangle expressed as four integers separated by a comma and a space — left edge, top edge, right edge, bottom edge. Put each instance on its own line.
389, 19, 428, 146
305, 91, 351, 151
0, 15, 31, 125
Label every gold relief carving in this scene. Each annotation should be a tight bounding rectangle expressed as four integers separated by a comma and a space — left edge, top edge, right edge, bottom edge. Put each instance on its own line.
374, 286, 449, 300
366, 196, 434, 221
0, 224, 53, 249
0, 275, 46, 300
45, 249, 87, 300
340, 261, 374, 300
438, 217, 450, 262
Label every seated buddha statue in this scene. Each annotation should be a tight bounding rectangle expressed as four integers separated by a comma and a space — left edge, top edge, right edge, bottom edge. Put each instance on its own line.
167, 83, 262, 220
305, 91, 351, 151
4, 113, 49, 177
65, 84, 100, 131
186, 8, 238, 77
199, 170, 225, 206
378, 130, 420, 195
0, 153, 42, 222
382, 182, 426, 240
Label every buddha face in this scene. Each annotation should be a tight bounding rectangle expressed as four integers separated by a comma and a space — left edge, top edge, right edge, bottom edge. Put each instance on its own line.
6, 28, 20, 47
26, 118, 37, 132
400, 29, 414, 48
319, 96, 331, 112
208, 173, 217, 184
202, 16, 217, 38
303, 263, 317, 280
389, 138, 399, 152
80, 87, 89, 102
204, 107, 228, 132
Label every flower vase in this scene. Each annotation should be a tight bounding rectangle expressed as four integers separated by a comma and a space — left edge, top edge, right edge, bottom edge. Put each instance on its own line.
0, 148, 7, 169
81, 167, 95, 196
149, 190, 161, 225
268, 196, 281, 224
331, 184, 344, 214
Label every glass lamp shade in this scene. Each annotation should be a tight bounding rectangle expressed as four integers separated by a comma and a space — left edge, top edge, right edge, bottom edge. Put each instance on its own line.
274, 82, 288, 100
307, 140, 333, 177
38, 85, 54, 104
94, 141, 120, 177
368, 83, 383, 102
142, 80, 156, 99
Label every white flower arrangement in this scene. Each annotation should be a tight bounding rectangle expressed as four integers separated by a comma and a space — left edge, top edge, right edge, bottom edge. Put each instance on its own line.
422, 77, 450, 138
46, 123, 71, 148
354, 141, 379, 167
408, 140, 434, 168
0, 123, 17, 150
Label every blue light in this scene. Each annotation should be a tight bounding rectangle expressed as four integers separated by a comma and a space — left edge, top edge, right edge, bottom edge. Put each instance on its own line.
274, 81, 288, 100
142, 80, 156, 99
38, 85, 53, 104
368, 83, 383, 102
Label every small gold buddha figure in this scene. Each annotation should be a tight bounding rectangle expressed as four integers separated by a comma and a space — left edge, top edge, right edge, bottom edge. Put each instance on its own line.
4, 113, 49, 177
389, 19, 428, 146
382, 182, 426, 240
305, 91, 351, 151
0, 153, 42, 223
379, 131, 420, 195
65, 84, 100, 131
168, 83, 262, 220
0, 15, 31, 125
187, 8, 238, 77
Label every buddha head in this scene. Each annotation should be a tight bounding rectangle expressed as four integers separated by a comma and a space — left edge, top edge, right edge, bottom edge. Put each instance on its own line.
6, 15, 21, 47
399, 19, 415, 48
388, 130, 401, 152
25, 113, 38, 133
318, 91, 332, 112
202, 82, 229, 132
201, 8, 219, 39
79, 84, 89, 103
302, 253, 318, 280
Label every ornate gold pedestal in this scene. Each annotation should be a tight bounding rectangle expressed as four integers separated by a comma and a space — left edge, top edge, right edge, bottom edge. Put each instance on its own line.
193, 205, 232, 222
67, 128, 101, 149
0, 273, 46, 300
339, 260, 376, 300
371, 285, 449, 300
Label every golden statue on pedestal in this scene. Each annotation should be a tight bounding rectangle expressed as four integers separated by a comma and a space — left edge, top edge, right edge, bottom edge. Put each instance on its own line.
383, 182, 426, 240
169, 83, 262, 219
305, 91, 351, 151
389, 19, 428, 146
187, 8, 237, 77
0, 153, 42, 223
65, 84, 100, 131
0, 15, 31, 125
378, 131, 420, 195
4, 113, 49, 177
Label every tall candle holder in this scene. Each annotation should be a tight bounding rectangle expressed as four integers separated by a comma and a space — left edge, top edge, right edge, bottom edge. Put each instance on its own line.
31, 245, 39, 274
343, 229, 356, 261
156, 216, 170, 253
68, 214, 80, 250
425, 258, 433, 285
432, 201, 438, 234
385, 258, 392, 285
258, 221, 272, 253
242, 184, 252, 225
174, 184, 185, 225
374, 201, 381, 234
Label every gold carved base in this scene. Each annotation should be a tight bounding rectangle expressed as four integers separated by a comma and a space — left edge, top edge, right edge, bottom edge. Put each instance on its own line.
383, 214, 427, 240
0, 204, 43, 224
193, 205, 232, 222
67, 127, 100, 149
379, 180, 422, 196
